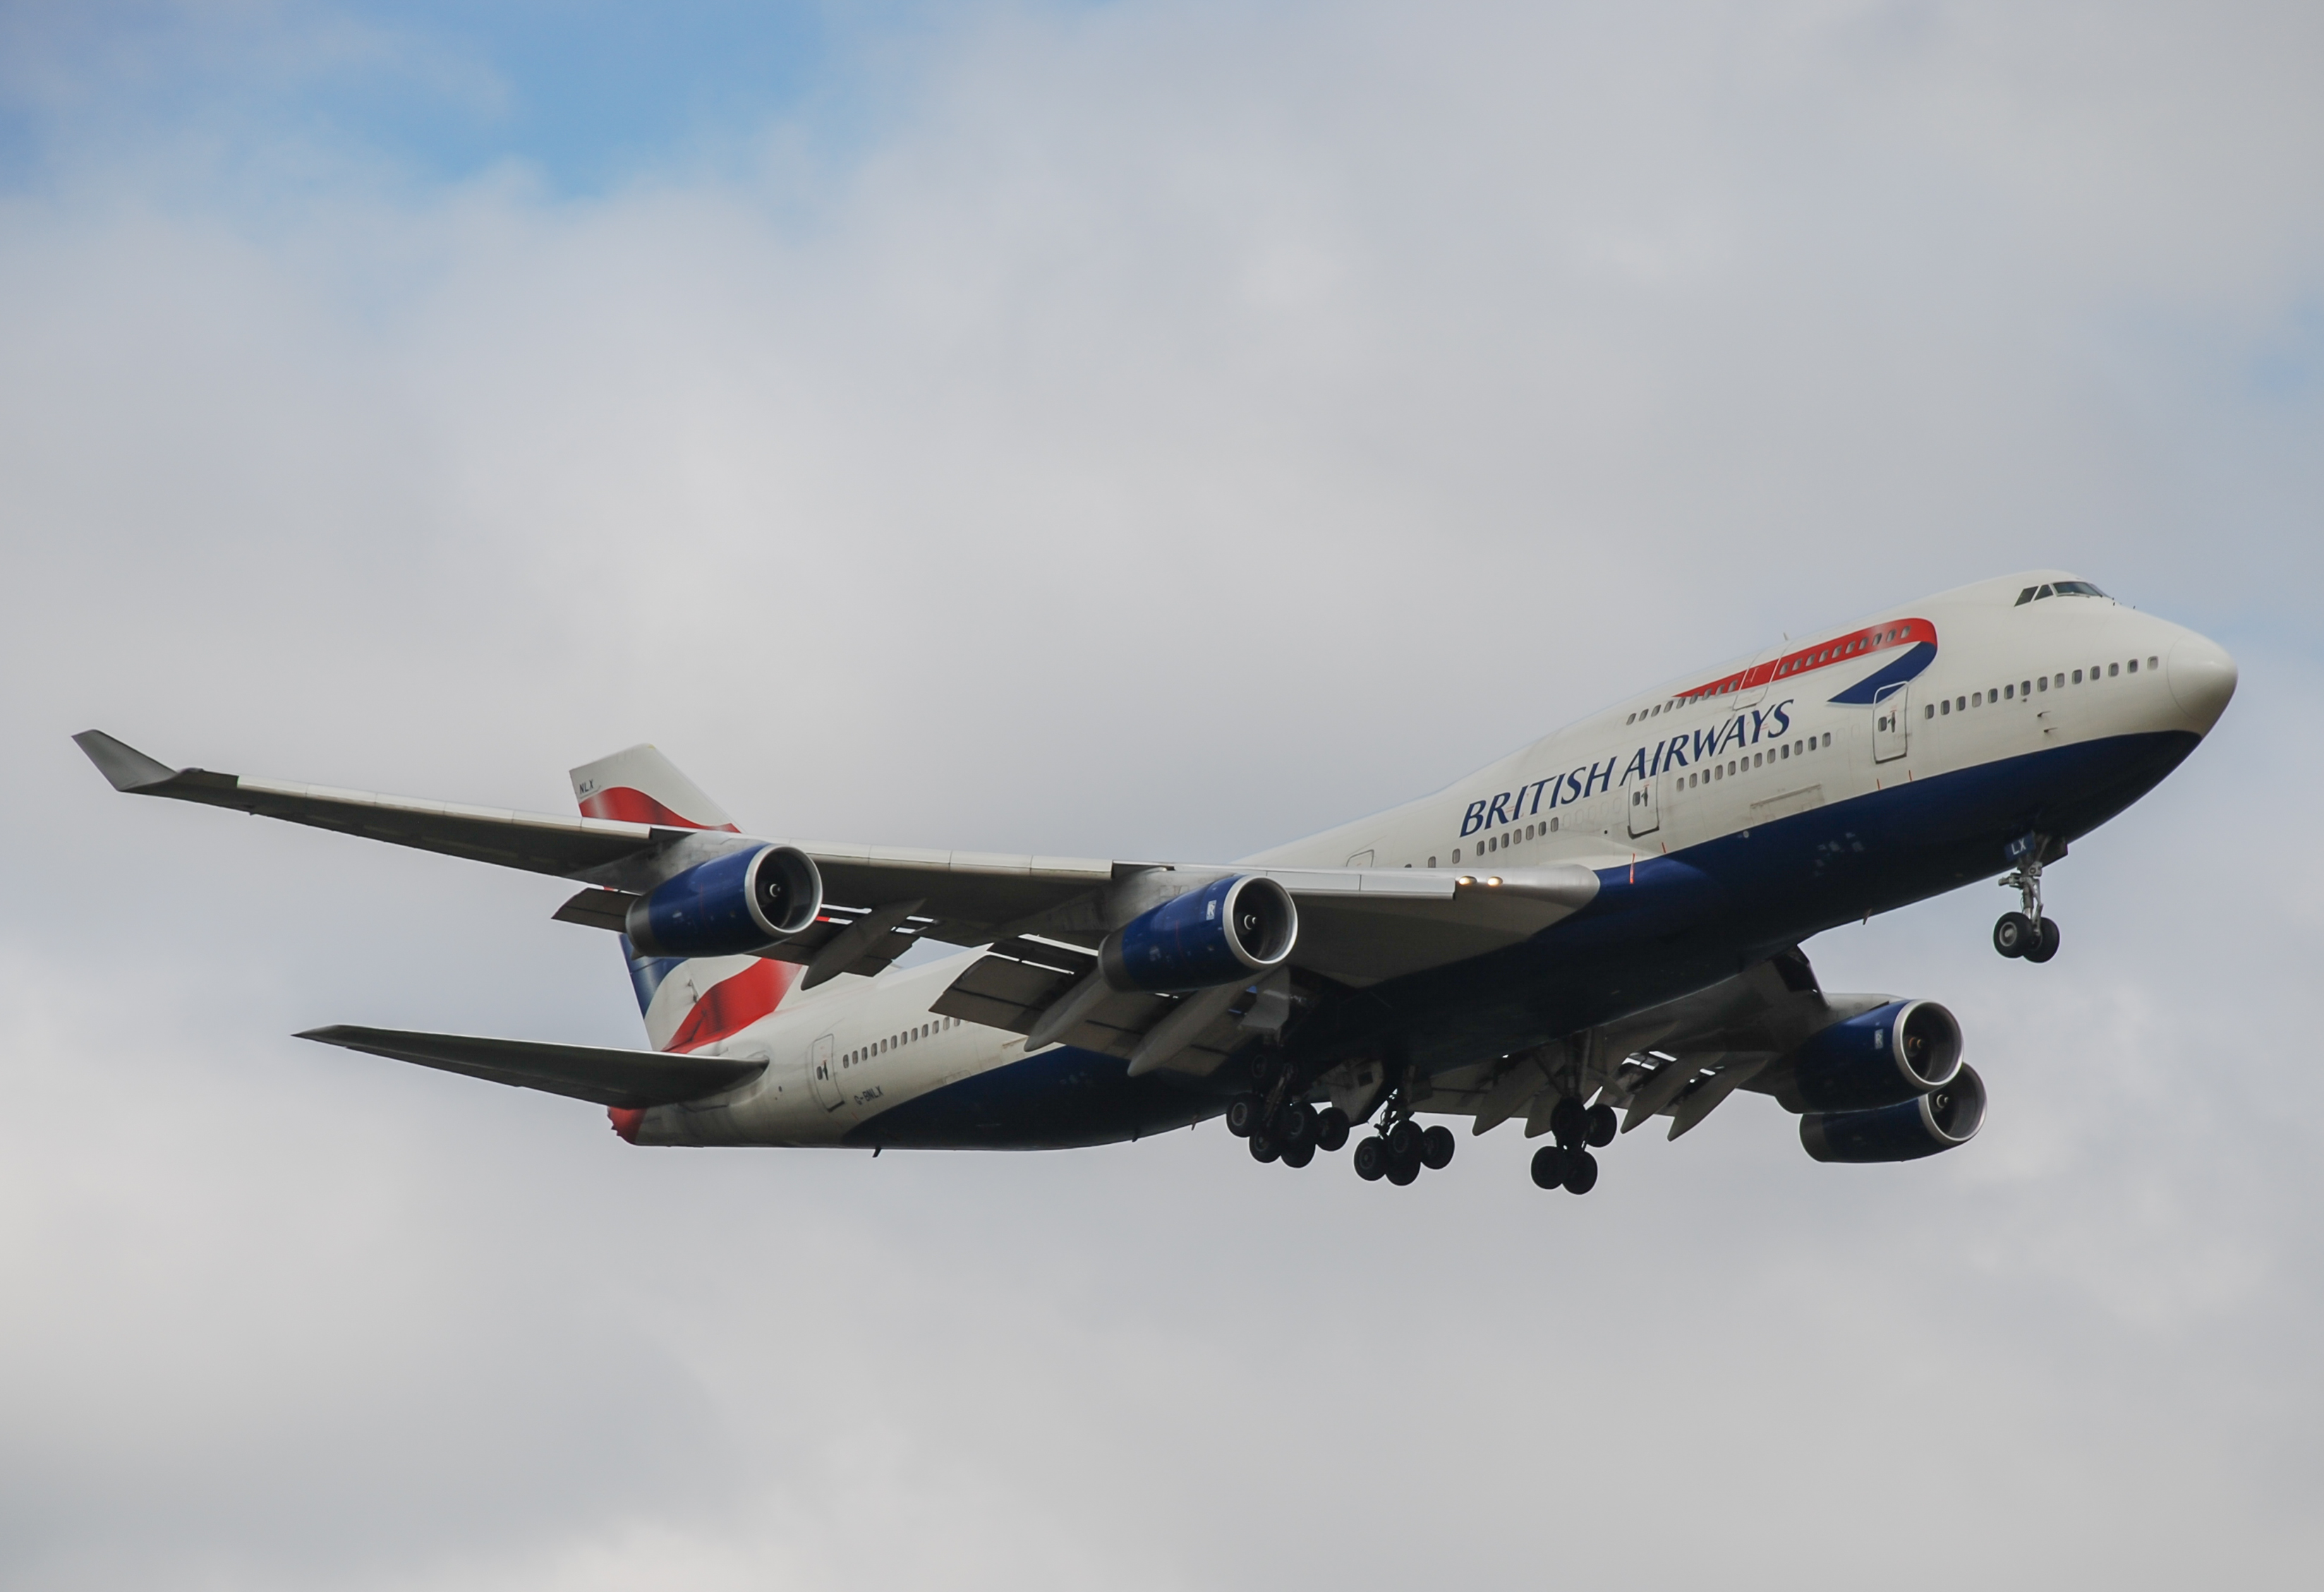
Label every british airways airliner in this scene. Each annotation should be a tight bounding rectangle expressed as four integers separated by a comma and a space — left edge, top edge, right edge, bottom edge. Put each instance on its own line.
79, 571, 2235, 1195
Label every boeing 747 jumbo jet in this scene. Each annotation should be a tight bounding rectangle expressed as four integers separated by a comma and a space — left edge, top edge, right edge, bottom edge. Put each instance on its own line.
78, 572, 2235, 1195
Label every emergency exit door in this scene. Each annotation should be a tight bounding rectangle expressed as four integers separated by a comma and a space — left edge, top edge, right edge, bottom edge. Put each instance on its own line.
1873, 683, 1910, 763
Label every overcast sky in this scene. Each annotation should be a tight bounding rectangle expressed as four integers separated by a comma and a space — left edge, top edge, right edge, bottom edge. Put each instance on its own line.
3, 2, 2320, 1587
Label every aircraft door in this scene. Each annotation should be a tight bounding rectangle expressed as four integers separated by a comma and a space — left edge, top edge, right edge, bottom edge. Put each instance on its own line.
1873, 683, 1910, 764
1627, 779, 1661, 838
809, 1033, 843, 1111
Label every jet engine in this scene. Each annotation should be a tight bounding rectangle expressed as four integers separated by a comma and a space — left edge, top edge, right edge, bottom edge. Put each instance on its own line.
1100, 874, 1297, 993
624, 844, 822, 958
1801, 1064, 1986, 1163
1782, 999, 1963, 1112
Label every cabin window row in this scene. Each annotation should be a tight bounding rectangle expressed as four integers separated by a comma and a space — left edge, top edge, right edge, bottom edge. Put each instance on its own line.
843, 1015, 961, 1068
1925, 656, 2161, 718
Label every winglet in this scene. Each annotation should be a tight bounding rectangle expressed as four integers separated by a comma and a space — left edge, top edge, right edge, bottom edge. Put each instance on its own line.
73, 730, 181, 792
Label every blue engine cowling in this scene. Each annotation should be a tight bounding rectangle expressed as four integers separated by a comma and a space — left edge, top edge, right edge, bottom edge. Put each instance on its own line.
1784, 999, 1963, 1112
624, 844, 822, 958
1801, 1064, 1986, 1162
1099, 874, 1297, 994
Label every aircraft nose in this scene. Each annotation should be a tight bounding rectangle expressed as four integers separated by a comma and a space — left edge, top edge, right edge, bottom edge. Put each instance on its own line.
2166, 632, 2238, 733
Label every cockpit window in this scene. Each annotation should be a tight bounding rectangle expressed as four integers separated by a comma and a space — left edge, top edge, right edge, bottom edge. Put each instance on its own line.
2052, 580, 2107, 598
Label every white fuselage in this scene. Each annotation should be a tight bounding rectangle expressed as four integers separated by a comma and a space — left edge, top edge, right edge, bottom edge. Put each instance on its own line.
634, 570, 2233, 1148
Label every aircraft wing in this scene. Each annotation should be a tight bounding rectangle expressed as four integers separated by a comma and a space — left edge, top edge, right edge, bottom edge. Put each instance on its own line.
76, 732, 1599, 985
75, 730, 673, 881
298, 1025, 764, 1107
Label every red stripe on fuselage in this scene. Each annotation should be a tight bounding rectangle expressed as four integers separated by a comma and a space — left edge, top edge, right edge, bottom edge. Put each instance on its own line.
579, 785, 740, 831
1681, 617, 1938, 701
664, 958, 798, 1054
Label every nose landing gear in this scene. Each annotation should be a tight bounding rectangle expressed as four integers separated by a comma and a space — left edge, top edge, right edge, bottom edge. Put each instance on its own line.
1995, 836, 2064, 963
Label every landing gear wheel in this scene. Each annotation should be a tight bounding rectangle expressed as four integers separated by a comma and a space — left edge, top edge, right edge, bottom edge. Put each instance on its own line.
1386, 1153, 1421, 1187
1281, 1100, 1318, 1146
1386, 1119, 1422, 1164
2024, 917, 2062, 963
1585, 1103, 1618, 1147
1249, 1133, 1281, 1164
1992, 912, 2033, 958
1281, 1138, 1315, 1169
1530, 1144, 1568, 1190
1315, 1106, 1350, 1153
1419, 1124, 1455, 1170
1549, 1096, 1587, 1146
1561, 1147, 1599, 1195
1225, 1094, 1260, 1138
1353, 1136, 1388, 1181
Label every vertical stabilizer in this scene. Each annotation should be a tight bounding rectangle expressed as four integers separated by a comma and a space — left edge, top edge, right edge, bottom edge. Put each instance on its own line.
569, 744, 798, 1055
569, 744, 737, 831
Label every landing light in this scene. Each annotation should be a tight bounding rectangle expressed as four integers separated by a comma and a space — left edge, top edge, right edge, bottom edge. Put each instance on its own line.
1487, 876, 1503, 886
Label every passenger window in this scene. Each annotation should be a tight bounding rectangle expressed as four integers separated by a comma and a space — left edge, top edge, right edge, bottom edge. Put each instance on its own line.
1549, 818, 1559, 832
1925, 704, 1935, 718
1452, 848, 1460, 863
1428, 855, 1437, 867
1956, 696, 1966, 711
2148, 656, 2158, 670
1941, 699, 1950, 715
2073, 670, 2082, 683
1972, 692, 1981, 706
2126, 658, 2137, 673
2109, 663, 2119, 677
2004, 684, 2013, 699
2037, 677, 2047, 691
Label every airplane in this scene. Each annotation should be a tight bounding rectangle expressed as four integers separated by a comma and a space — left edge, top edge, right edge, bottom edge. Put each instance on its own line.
75, 569, 2236, 1195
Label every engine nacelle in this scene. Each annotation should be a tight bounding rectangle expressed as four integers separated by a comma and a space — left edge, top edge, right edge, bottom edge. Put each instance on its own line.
1801, 1064, 1986, 1163
1100, 874, 1297, 994
1785, 999, 1963, 1112
624, 844, 822, 958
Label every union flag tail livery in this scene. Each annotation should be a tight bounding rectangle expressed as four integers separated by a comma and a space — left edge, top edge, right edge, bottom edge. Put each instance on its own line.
571, 746, 804, 1059
571, 743, 738, 831
78, 571, 2239, 1198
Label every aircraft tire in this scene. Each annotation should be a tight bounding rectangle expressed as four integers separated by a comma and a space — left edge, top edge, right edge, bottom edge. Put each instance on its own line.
1993, 912, 2033, 958
1386, 1119, 1422, 1163
1249, 1133, 1281, 1164
2024, 917, 2062, 963
1353, 1136, 1388, 1181
1562, 1147, 1599, 1195
1282, 1100, 1318, 1146
1585, 1104, 1618, 1147
1315, 1106, 1350, 1152
1281, 1138, 1315, 1169
1530, 1144, 1568, 1189
1386, 1154, 1421, 1187
1420, 1124, 1455, 1170
1549, 1096, 1587, 1146
1225, 1094, 1260, 1138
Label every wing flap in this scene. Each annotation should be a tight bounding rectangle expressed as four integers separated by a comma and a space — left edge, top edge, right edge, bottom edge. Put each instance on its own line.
298, 1024, 763, 1108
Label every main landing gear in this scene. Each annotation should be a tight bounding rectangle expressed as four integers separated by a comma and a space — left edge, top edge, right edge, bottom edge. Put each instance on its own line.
1994, 838, 2062, 964
1527, 1094, 1616, 1195
1225, 1056, 1352, 1172
1352, 1116, 1455, 1186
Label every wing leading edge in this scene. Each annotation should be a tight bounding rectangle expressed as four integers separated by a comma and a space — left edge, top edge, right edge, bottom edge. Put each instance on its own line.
74, 732, 1601, 987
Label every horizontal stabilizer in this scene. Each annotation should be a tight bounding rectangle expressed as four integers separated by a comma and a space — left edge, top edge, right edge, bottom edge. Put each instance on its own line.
297, 1024, 764, 1108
